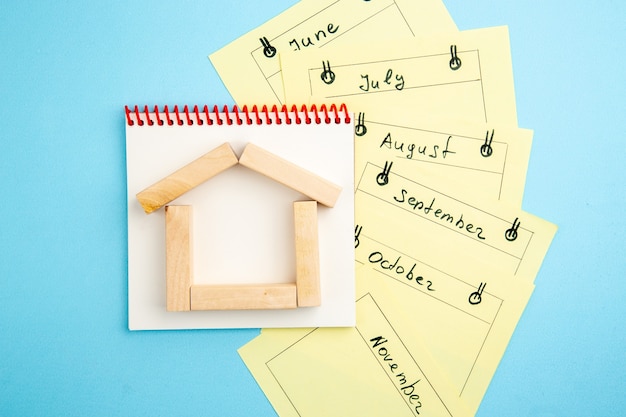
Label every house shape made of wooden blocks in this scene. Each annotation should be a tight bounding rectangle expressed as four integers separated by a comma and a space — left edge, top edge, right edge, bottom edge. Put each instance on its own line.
135, 142, 342, 311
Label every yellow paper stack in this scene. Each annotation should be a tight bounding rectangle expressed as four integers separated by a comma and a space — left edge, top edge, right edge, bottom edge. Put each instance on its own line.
210, 1, 557, 415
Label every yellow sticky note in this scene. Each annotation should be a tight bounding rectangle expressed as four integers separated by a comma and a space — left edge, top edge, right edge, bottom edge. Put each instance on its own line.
353, 109, 533, 207
210, 0, 457, 105
281, 26, 517, 125
239, 281, 472, 417
351, 142, 557, 412
356, 259, 534, 414
355, 161, 557, 284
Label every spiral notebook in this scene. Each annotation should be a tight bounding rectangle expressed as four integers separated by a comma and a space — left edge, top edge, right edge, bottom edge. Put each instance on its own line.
125, 104, 355, 330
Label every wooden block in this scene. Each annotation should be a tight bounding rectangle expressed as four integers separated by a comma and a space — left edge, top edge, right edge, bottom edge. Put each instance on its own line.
190, 284, 297, 310
239, 143, 342, 207
165, 205, 193, 311
136, 142, 238, 214
294, 201, 321, 307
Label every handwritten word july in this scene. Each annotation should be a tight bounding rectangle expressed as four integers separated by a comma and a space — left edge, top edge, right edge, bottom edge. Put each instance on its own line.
380, 133, 456, 160
370, 336, 423, 415
359, 69, 404, 92
289, 23, 339, 51
368, 251, 435, 291
392, 193, 486, 240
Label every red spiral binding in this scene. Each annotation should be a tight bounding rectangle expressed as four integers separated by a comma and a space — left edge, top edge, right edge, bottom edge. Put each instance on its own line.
261, 105, 272, 124
173, 105, 183, 126
153, 105, 163, 126
251, 105, 262, 125
124, 104, 351, 126
183, 105, 192, 125
164, 105, 172, 126
223, 105, 232, 125
310, 104, 322, 124
271, 105, 281, 125
300, 104, 312, 124
143, 105, 153, 126
290, 105, 301, 124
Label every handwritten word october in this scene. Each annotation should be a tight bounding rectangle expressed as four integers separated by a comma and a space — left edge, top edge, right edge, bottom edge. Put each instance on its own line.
368, 251, 435, 291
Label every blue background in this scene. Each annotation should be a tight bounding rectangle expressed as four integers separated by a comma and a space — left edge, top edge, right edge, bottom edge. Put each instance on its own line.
1, 1, 624, 416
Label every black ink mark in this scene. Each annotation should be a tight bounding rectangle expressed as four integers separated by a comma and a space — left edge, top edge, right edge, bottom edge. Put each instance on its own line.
320, 60, 336, 84
359, 74, 376, 91
359, 69, 404, 92
288, 23, 340, 51
368, 251, 436, 292
355, 112, 367, 136
449, 44, 462, 70
481, 130, 494, 157
469, 282, 486, 305
384, 69, 405, 91
355, 225, 362, 248
376, 161, 393, 186
260, 37, 276, 58
505, 217, 521, 241
392, 191, 487, 240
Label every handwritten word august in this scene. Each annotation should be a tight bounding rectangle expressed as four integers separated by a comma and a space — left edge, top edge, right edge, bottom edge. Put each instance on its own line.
380, 133, 456, 160
359, 69, 405, 92
289, 23, 339, 51
368, 251, 435, 291
370, 336, 423, 415
392, 193, 486, 240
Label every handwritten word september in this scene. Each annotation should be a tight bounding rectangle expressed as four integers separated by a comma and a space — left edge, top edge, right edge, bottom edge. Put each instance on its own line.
393, 192, 486, 240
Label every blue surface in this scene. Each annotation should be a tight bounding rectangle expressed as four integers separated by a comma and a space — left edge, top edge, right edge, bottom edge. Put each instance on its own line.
0, 1, 624, 416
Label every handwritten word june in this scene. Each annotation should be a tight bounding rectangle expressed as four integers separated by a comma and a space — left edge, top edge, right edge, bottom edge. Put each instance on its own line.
368, 251, 435, 291
370, 336, 423, 415
289, 23, 339, 51
360, 69, 405, 92
393, 192, 486, 240
380, 133, 456, 160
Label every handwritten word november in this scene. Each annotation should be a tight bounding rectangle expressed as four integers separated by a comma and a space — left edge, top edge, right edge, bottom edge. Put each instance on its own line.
369, 336, 423, 415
